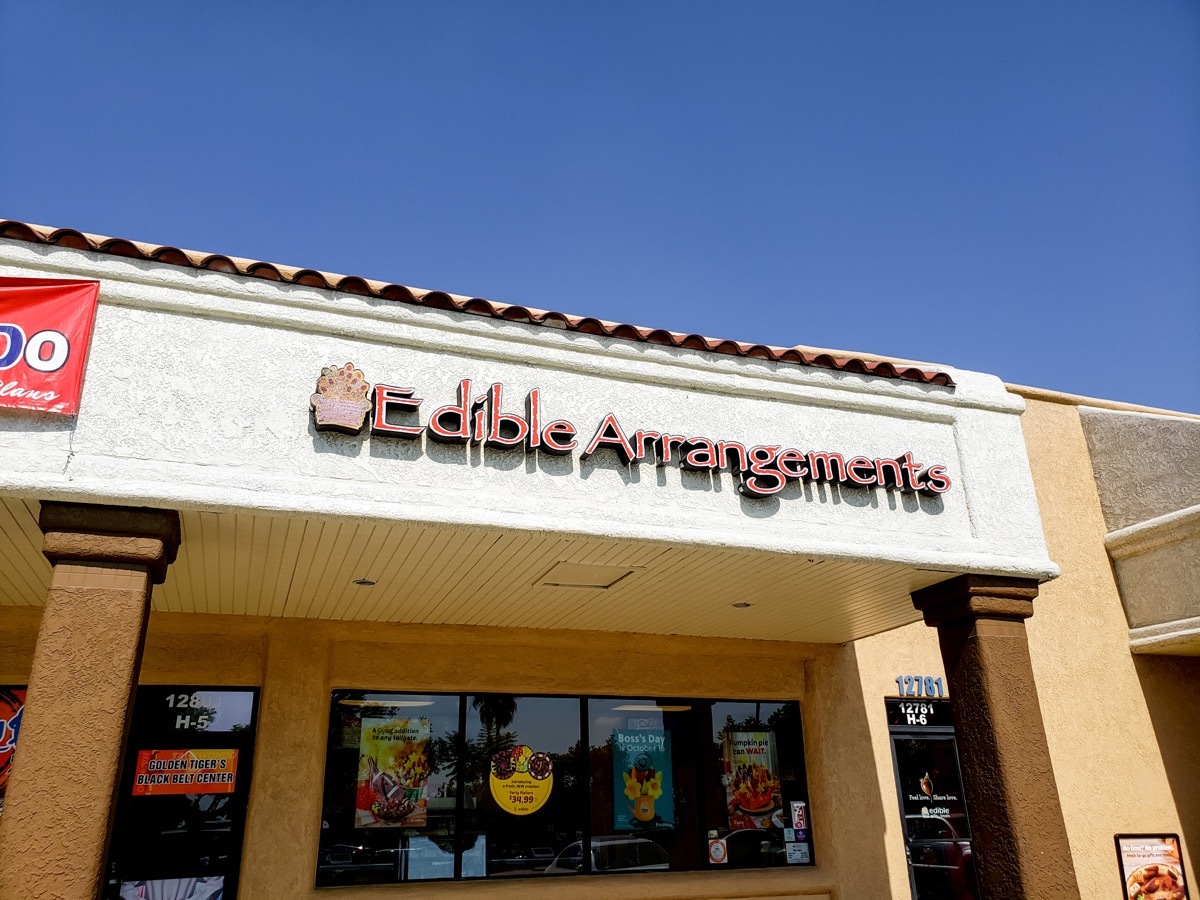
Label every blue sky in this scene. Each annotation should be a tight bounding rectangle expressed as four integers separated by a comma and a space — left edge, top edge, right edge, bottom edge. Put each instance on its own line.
2, 1, 1197, 411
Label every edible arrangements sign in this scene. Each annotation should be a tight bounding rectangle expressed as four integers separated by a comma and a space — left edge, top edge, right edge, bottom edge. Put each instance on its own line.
0, 277, 99, 416
309, 363, 954, 500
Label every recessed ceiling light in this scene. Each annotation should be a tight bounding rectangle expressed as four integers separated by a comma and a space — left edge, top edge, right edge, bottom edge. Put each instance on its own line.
537, 561, 641, 589
353, 578, 376, 586
730, 601, 753, 609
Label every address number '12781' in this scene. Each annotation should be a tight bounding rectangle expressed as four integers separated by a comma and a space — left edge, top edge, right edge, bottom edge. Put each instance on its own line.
895, 675, 945, 698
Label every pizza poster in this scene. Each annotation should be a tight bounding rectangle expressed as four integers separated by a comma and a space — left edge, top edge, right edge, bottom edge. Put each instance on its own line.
613, 728, 674, 831
0, 688, 26, 816
723, 732, 783, 829
1116, 834, 1189, 900
356, 717, 430, 828
0, 277, 99, 416
132, 749, 238, 795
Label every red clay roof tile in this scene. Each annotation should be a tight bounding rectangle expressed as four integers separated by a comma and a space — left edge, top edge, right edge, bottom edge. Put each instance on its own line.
0, 219, 955, 387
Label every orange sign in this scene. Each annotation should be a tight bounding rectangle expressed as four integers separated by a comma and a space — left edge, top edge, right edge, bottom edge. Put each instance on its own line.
132, 749, 238, 796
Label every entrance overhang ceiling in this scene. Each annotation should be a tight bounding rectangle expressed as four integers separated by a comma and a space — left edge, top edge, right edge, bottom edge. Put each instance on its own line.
0, 499, 951, 644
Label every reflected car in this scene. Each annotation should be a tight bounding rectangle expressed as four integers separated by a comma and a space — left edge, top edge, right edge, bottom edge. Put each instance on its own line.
719, 828, 787, 867
544, 837, 670, 874
905, 814, 977, 899
316, 843, 399, 882
488, 845, 556, 875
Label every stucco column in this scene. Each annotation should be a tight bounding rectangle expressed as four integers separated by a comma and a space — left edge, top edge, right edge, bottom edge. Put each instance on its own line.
0, 502, 180, 900
911, 574, 1079, 900
238, 621, 330, 899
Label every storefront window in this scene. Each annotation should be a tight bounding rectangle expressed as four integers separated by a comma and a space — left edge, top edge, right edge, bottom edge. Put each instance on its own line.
707, 701, 811, 867
318, 693, 811, 885
462, 694, 583, 878
587, 698, 697, 871
318, 692, 460, 885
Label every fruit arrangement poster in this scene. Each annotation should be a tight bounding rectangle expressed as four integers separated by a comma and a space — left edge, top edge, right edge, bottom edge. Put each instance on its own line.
723, 732, 783, 829
613, 728, 674, 831
356, 717, 430, 828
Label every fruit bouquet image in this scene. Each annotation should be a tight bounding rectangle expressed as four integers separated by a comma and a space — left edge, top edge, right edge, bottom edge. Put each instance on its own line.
310, 362, 372, 434
1127, 863, 1186, 900
729, 761, 780, 815
491, 744, 553, 781
356, 717, 431, 828
622, 751, 665, 824
722, 732, 782, 828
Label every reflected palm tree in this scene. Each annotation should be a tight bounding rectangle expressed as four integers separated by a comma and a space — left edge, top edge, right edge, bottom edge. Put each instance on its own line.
471, 694, 518, 732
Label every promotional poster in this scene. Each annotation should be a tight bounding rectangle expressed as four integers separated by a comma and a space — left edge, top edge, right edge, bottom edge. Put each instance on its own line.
488, 744, 554, 816
356, 717, 430, 828
612, 728, 674, 831
891, 735, 970, 841
722, 732, 783, 829
1116, 834, 1189, 900
0, 688, 25, 817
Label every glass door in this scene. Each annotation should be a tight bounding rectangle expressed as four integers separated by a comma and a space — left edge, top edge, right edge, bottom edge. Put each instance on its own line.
105, 685, 259, 900
886, 698, 978, 900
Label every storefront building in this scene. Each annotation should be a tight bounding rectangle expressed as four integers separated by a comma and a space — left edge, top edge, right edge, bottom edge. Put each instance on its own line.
0, 220, 1194, 900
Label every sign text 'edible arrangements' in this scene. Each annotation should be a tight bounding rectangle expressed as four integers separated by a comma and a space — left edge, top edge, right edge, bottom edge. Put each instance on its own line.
309, 363, 952, 499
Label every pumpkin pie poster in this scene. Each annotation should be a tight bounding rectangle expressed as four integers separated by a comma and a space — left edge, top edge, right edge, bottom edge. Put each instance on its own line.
723, 732, 783, 829
356, 717, 430, 828
612, 729, 674, 831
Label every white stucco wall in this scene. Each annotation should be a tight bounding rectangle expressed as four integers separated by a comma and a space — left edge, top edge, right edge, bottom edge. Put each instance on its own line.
0, 239, 1056, 580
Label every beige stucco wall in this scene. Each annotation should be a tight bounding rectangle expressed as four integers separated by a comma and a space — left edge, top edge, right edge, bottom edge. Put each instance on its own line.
0, 607, 856, 898
1020, 396, 1198, 892
838, 619, 947, 898
248, 618, 859, 900
844, 394, 1199, 898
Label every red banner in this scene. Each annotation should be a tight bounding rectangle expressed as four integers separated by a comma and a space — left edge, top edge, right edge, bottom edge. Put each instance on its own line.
0, 277, 99, 416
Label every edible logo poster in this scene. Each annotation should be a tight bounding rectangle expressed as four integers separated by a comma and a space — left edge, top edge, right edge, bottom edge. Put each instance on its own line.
723, 732, 783, 829
0, 689, 25, 816
613, 729, 674, 831
356, 717, 430, 828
